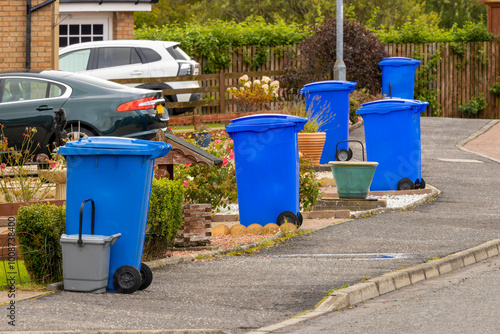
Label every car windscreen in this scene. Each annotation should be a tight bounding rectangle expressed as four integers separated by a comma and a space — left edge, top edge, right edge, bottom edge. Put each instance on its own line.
166, 45, 191, 61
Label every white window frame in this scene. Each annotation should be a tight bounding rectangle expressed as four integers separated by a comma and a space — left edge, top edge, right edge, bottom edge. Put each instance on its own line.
58, 13, 112, 48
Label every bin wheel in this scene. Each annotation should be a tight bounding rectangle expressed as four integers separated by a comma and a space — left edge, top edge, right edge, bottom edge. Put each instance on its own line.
336, 148, 353, 161
416, 178, 426, 189
297, 212, 303, 227
397, 178, 415, 191
277, 211, 299, 227
113, 265, 141, 294
139, 263, 153, 290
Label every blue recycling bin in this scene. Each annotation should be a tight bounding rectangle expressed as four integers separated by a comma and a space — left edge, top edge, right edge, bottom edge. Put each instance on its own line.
300, 81, 357, 164
356, 99, 429, 191
58, 137, 170, 293
225, 114, 307, 227
379, 57, 421, 99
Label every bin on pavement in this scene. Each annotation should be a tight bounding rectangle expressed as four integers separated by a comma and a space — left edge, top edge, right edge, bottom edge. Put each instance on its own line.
356, 99, 429, 191
300, 81, 357, 164
58, 137, 170, 293
225, 114, 307, 227
379, 57, 421, 99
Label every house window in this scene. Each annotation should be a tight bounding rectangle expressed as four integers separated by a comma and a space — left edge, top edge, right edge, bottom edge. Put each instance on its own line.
59, 24, 104, 47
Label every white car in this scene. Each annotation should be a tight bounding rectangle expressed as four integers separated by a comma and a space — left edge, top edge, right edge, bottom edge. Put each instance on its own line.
59, 40, 202, 115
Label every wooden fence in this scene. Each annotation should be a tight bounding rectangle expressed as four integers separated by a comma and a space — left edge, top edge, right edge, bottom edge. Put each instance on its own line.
114, 42, 500, 126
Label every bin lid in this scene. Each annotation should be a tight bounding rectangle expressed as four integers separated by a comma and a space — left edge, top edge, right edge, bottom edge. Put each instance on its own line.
356, 99, 429, 115
225, 114, 307, 134
379, 57, 421, 67
60, 234, 115, 245
300, 80, 357, 94
58, 137, 171, 159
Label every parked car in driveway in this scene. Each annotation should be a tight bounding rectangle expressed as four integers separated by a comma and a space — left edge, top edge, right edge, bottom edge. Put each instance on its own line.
59, 40, 202, 116
0, 71, 168, 154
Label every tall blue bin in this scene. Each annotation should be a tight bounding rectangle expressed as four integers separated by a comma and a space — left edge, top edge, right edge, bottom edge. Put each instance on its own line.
356, 99, 429, 191
58, 137, 170, 293
300, 81, 357, 164
379, 57, 421, 99
225, 114, 307, 227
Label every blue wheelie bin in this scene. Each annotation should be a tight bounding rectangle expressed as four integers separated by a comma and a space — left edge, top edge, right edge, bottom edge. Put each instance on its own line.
356, 99, 429, 191
300, 81, 357, 164
58, 137, 171, 293
225, 114, 307, 227
379, 57, 421, 99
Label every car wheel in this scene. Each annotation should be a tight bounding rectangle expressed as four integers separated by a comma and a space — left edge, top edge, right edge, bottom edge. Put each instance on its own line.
65, 126, 96, 141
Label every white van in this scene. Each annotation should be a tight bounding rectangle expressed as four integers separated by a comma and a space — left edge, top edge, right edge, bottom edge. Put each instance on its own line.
59, 40, 202, 115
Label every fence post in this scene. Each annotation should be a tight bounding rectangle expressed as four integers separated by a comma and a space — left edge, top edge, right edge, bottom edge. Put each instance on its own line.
219, 72, 226, 113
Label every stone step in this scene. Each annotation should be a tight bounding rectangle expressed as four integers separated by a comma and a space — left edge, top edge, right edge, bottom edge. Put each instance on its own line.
314, 198, 387, 212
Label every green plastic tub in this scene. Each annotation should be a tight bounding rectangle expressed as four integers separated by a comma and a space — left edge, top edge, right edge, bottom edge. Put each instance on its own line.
329, 161, 378, 199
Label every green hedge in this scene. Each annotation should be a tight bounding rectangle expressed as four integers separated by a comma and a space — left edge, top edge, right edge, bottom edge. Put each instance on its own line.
143, 178, 185, 260
16, 204, 66, 284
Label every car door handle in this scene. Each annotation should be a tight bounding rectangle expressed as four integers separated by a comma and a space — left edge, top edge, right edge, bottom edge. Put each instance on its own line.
36, 105, 53, 111
130, 70, 143, 75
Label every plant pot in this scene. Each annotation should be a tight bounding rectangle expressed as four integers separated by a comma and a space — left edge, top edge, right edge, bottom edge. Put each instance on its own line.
298, 132, 326, 165
328, 161, 378, 199
194, 132, 211, 148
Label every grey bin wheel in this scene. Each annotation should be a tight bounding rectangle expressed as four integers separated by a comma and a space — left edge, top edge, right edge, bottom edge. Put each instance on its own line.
397, 178, 415, 191
416, 178, 426, 189
277, 211, 299, 227
336, 148, 353, 161
113, 265, 142, 294
297, 212, 303, 227
139, 263, 153, 290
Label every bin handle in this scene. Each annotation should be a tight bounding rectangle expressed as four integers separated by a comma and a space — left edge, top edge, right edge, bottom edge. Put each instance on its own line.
78, 198, 95, 247
336, 140, 366, 161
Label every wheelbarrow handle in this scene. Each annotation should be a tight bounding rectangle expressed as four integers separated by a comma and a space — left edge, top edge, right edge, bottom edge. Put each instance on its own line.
78, 198, 95, 247
336, 140, 366, 161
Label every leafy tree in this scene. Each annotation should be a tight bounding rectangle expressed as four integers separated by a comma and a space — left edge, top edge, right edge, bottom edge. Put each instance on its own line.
134, 0, 199, 27
280, 18, 388, 95
424, 0, 487, 29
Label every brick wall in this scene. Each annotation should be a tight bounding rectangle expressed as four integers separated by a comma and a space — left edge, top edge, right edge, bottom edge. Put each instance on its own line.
0, 0, 58, 72
113, 12, 135, 40
175, 204, 212, 247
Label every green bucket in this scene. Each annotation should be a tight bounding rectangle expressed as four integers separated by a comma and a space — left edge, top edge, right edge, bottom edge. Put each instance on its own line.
328, 161, 378, 199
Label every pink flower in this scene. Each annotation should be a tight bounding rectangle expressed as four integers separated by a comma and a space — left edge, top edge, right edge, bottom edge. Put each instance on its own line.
214, 139, 222, 145
229, 152, 235, 159
182, 181, 189, 187
0, 163, 5, 169
222, 158, 228, 166
185, 163, 191, 167
50, 163, 57, 169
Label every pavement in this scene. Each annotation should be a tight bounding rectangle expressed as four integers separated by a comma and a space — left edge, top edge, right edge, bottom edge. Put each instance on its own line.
1, 117, 500, 333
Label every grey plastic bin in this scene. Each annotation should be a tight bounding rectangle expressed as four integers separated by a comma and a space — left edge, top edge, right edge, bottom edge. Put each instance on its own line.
60, 198, 121, 293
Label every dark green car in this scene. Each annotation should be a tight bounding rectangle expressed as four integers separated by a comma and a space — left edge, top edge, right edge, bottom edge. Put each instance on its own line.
0, 71, 168, 153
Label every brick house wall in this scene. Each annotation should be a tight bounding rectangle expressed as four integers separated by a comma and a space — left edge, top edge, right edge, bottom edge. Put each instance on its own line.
113, 12, 135, 40
0, 0, 58, 72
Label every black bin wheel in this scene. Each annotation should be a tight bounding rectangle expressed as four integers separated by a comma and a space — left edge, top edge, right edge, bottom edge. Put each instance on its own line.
139, 263, 153, 290
297, 212, 303, 227
336, 148, 353, 161
416, 178, 426, 189
113, 265, 141, 294
277, 211, 299, 227
397, 178, 415, 191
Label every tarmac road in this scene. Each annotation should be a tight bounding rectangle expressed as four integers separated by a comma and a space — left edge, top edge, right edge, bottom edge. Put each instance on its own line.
1, 117, 499, 333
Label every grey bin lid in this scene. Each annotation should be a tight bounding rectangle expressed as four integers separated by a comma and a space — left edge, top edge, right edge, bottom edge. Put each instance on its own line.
60, 234, 119, 245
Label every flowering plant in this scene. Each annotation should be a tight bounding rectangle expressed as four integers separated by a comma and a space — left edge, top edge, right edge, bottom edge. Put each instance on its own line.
175, 134, 237, 212
0, 126, 55, 203
299, 156, 322, 211
227, 75, 280, 112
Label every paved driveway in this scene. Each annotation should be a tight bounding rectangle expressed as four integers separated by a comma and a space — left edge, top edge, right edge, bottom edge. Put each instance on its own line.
2, 118, 499, 334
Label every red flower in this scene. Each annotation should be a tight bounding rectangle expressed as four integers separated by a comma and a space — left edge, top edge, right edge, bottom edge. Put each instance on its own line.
185, 163, 191, 167
222, 158, 228, 166
0, 163, 5, 170
229, 152, 235, 159
182, 181, 189, 187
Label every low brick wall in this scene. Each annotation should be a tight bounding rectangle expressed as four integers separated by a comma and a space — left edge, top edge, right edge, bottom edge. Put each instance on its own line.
175, 204, 212, 247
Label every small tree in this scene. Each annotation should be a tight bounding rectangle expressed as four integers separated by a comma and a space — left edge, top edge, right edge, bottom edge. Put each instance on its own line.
280, 18, 388, 95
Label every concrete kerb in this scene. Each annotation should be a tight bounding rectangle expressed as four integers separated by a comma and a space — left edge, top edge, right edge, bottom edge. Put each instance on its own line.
456, 119, 500, 164
251, 239, 500, 334
0, 331, 226, 334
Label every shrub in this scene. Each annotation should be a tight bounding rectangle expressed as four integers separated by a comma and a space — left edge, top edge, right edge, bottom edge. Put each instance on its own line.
349, 89, 384, 124
299, 158, 322, 211
280, 18, 388, 96
490, 78, 500, 96
144, 178, 185, 260
16, 203, 66, 283
458, 95, 488, 117
227, 75, 280, 112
